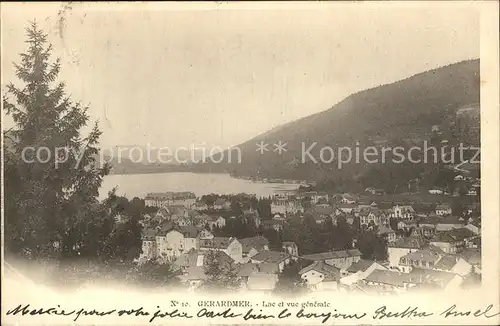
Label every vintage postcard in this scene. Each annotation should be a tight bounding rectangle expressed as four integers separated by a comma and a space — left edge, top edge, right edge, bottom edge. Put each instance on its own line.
1, 1, 499, 325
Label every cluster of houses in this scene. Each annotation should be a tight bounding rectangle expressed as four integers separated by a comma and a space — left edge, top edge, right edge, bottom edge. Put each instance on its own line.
145, 192, 197, 208
136, 192, 261, 264
264, 192, 479, 237
427, 174, 480, 196
134, 191, 481, 294
137, 211, 259, 262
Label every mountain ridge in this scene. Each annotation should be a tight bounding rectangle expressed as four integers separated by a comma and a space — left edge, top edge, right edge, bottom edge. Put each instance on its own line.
78, 59, 479, 178
202, 59, 480, 186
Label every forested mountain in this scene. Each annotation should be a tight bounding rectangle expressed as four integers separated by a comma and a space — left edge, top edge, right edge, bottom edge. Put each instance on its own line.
200, 59, 480, 192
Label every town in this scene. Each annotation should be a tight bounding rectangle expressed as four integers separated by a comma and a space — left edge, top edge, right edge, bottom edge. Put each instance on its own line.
2, 8, 486, 304
122, 170, 481, 294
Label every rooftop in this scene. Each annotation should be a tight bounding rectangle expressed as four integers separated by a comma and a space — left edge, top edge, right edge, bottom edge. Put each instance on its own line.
458, 248, 481, 265
239, 236, 269, 254
173, 249, 200, 268
400, 248, 443, 265
434, 255, 458, 271
302, 249, 362, 261
299, 261, 341, 281
178, 266, 207, 281
156, 221, 175, 236
388, 236, 424, 249
430, 233, 459, 243
177, 225, 200, 238
364, 269, 412, 287
146, 192, 196, 200
305, 206, 336, 215
251, 250, 291, 264
174, 249, 234, 269
200, 237, 236, 249
237, 263, 279, 277
438, 216, 466, 225
346, 260, 377, 273
393, 205, 415, 212
408, 268, 458, 287
448, 227, 476, 240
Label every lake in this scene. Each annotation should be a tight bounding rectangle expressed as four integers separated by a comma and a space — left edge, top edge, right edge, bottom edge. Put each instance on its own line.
99, 172, 301, 200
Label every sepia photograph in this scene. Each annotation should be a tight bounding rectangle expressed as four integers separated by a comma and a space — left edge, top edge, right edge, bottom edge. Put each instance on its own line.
1, 2, 499, 325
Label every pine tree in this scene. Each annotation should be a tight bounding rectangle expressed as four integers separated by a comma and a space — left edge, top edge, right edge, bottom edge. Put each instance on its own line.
3, 22, 110, 260
355, 229, 388, 261
134, 259, 180, 287
298, 214, 322, 254
221, 260, 241, 291
333, 216, 354, 250
203, 250, 225, 289
203, 250, 240, 291
273, 260, 308, 295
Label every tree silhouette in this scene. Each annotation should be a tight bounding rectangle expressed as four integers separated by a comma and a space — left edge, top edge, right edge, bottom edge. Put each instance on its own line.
274, 260, 308, 295
3, 22, 142, 264
203, 250, 241, 291
355, 230, 388, 261
133, 259, 181, 287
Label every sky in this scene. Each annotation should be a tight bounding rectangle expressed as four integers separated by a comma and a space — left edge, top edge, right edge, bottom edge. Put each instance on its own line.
1, 2, 479, 150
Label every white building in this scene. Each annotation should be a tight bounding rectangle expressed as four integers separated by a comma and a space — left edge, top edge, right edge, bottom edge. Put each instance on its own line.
387, 237, 424, 269
239, 236, 270, 260
360, 209, 389, 227
428, 188, 444, 195
340, 260, 388, 286
390, 205, 415, 219
271, 198, 303, 215
200, 237, 243, 263
251, 251, 293, 273
435, 203, 452, 216
156, 229, 197, 260
302, 250, 362, 270
339, 194, 357, 204
145, 192, 196, 208
206, 216, 227, 229
299, 261, 341, 291
311, 192, 329, 205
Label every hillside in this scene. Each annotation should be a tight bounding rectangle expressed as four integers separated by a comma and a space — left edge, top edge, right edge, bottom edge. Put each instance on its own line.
4, 59, 480, 182
202, 59, 480, 187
